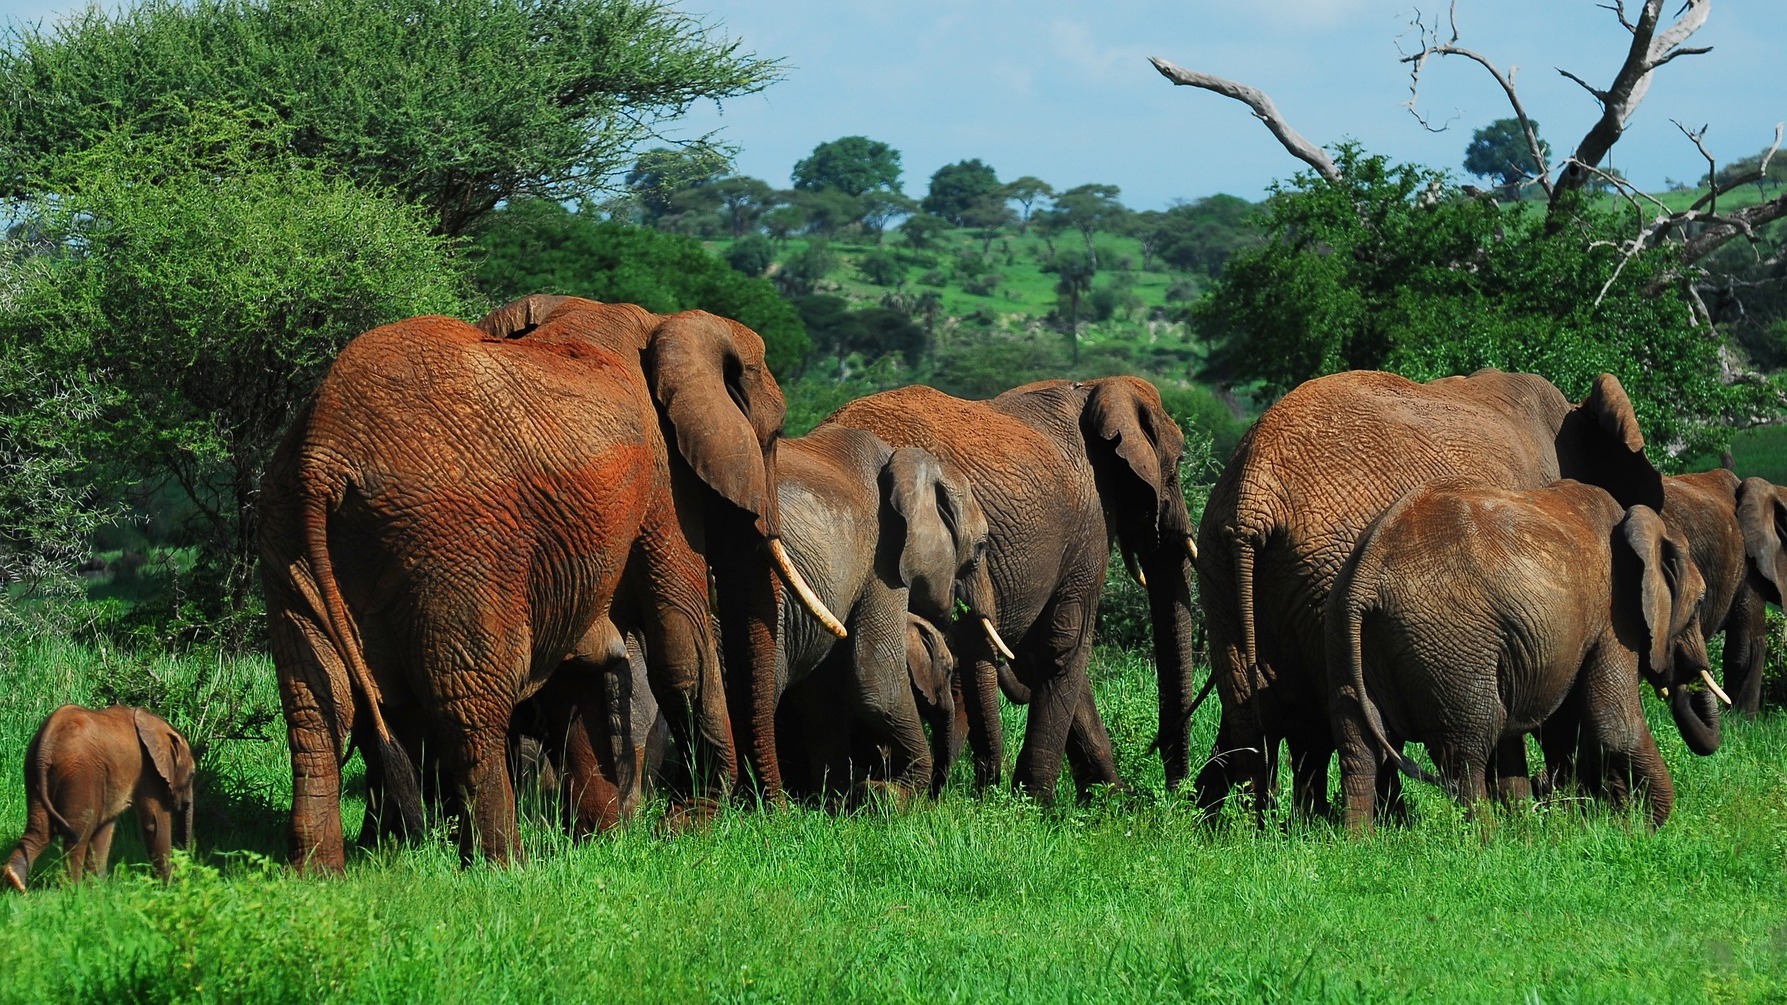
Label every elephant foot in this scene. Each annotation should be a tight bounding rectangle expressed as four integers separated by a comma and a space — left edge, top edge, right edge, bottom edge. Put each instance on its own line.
3, 855, 26, 892
852, 780, 917, 813
658, 797, 723, 835
1074, 778, 1128, 806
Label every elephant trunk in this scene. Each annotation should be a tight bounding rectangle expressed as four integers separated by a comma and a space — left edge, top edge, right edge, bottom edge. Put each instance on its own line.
712, 512, 777, 798
1145, 547, 1199, 789
1668, 686, 1722, 756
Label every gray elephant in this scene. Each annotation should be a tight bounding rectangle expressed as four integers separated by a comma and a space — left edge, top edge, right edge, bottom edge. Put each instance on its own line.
767, 426, 997, 800
824, 377, 1198, 802
1327, 479, 1716, 831
1197, 368, 1663, 819
4, 705, 196, 889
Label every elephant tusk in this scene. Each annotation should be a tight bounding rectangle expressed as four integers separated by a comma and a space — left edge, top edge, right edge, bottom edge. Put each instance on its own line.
1121, 547, 1147, 589
769, 538, 848, 639
1184, 537, 1199, 564
981, 616, 1017, 662
1657, 686, 1670, 701
1700, 669, 1733, 706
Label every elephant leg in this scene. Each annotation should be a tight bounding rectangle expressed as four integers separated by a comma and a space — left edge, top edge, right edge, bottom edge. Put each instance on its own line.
1491, 734, 1532, 805
85, 819, 117, 878
1330, 684, 1379, 832
1194, 632, 1272, 821
1286, 727, 1334, 821
1375, 762, 1409, 826
1012, 597, 1100, 802
1723, 589, 1768, 719
138, 793, 175, 880
1581, 660, 1672, 826
269, 603, 351, 873
1064, 680, 1121, 799
444, 722, 521, 866
4, 777, 56, 890
635, 544, 736, 804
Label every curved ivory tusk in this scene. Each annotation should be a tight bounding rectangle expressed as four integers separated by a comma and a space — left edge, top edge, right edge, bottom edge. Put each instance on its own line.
1185, 537, 1199, 564
1121, 547, 1147, 589
981, 616, 1017, 662
769, 538, 848, 639
1700, 669, 1733, 706
1657, 686, 1670, 701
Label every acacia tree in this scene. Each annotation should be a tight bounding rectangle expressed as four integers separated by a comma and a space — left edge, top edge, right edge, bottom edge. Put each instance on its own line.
1040, 184, 1126, 271
0, 0, 779, 236
923, 159, 1002, 225
0, 112, 464, 618
1004, 176, 1055, 233
791, 136, 904, 197
1464, 117, 1552, 198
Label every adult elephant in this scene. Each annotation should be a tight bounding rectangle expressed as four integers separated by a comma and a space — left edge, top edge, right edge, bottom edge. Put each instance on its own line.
1195, 368, 1663, 819
767, 428, 997, 799
260, 297, 841, 870
824, 377, 1198, 801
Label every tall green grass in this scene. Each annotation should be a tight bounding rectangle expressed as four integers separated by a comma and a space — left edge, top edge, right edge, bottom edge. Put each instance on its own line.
1, 636, 1784, 1002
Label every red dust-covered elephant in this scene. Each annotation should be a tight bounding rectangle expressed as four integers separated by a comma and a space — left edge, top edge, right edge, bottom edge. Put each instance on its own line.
259, 297, 840, 869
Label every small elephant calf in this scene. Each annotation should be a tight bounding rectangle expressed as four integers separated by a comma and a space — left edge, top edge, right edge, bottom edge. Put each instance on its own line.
4, 705, 196, 890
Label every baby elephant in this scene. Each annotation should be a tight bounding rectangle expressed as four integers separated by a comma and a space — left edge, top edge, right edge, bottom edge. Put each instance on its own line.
1327, 479, 1716, 832
905, 614, 964, 797
4, 705, 196, 890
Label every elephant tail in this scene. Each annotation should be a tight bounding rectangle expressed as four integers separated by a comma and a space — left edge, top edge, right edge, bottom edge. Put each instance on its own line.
1336, 590, 1439, 788
28, 720, 75, 838
301, 481, 425, 838
1234, 531, 1261, 694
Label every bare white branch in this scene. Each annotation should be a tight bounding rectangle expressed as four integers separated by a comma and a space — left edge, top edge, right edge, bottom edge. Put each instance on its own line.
1400, 5, 1553, 195
1148, 57, 1342, 185
1557, 0, 1712, 195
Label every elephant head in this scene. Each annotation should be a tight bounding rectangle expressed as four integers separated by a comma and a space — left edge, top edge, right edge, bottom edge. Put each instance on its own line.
1555, 373, 1666, 512
478, 295, 840, 633
884, 448, 996, 630
134, 707, 196, 850
904, 613, 963, 796
1622, 506, 1720, 756
1079, 377, 1199, 782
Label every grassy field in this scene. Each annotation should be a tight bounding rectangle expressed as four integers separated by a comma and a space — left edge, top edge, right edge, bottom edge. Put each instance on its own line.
1, 633, 1785, 1002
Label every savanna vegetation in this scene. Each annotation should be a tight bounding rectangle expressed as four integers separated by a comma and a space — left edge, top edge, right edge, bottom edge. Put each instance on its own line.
1, 0, 1786, 1000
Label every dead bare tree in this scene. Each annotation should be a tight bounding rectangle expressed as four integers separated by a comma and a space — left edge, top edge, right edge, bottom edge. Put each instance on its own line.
1150, 0, 1787, 283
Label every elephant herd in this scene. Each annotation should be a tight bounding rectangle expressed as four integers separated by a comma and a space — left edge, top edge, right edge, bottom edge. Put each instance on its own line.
242, 299, 1782, 871
1193, 369, 1784, 830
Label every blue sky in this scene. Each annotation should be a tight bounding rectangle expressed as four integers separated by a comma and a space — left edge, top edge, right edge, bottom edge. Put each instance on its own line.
4, 0, 1781, 210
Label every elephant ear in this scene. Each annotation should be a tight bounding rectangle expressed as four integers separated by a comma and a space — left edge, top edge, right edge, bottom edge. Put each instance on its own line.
1556, 373, 1665, 511
1737, 476, 1787, 604
886, 448, 957, 617
1623, 506, 1698, 673
134, 709, 192, 795
647, 311, 773, 530
1083, 378, 1184, 534
474, 294, 575, 339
